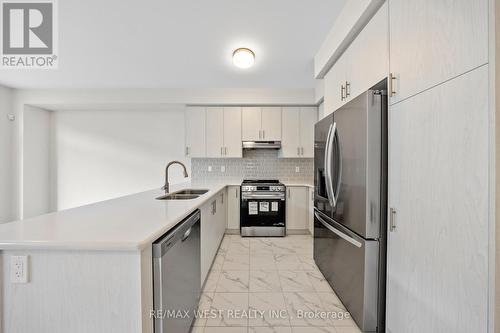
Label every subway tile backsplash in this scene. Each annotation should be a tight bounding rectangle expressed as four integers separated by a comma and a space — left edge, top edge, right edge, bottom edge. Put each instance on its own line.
191, 150, 313, 184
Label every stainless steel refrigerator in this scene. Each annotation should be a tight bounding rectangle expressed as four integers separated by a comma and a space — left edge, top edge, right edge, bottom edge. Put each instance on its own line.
314, 88, 387, 332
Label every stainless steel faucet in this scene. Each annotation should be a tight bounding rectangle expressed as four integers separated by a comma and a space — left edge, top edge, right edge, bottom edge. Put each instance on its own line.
163, 161, 189, 193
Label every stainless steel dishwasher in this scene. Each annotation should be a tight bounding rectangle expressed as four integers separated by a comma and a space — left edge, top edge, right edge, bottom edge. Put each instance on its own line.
153, 210, 201, 333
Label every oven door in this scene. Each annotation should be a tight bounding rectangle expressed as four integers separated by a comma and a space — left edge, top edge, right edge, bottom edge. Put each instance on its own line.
240, 191, 285, 230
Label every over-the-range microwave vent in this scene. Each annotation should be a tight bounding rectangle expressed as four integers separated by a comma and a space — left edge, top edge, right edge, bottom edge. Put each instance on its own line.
242, 141, 281, 149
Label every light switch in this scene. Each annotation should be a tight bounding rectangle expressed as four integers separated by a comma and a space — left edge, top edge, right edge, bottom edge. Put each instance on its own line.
221, 166, 226, 173
208, 166, 212, 172
295, 166, 300, 173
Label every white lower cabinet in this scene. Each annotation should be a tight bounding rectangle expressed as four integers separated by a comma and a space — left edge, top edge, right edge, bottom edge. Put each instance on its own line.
285, 186, 309, 232
308, 188, 314, 235
226, 185, 240, 231
200, 189, 227, 284
386, 66, 489, 333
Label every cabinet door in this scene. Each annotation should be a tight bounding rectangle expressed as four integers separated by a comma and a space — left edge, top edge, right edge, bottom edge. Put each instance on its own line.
185, 106, 206, 157
386, 66, 488, 333
205, 107, 224, 158
281, 107, 301, 157
286, 187, 308, 230
347, 1, 388, 100
226, 186, 240, 230
299, 107, 317, 158
217, 191, 227, 242
223, 107, 242, 158
308, 188, 314, 235
261, 107, 282, 141
323, 55, 347, 116
242, 107, 261, 141
389, 0, 488, 104
200, 199, 217, 283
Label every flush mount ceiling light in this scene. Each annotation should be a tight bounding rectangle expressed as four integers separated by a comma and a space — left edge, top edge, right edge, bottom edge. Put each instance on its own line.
232, 48, 255, 69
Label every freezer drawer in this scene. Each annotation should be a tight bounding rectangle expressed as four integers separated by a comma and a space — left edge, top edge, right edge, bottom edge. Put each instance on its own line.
313, 210, 380, 332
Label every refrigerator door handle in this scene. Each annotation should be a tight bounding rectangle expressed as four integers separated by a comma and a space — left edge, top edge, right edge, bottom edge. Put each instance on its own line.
333, 126, 343, 201
324, 123, 333, 206
315, 211, 362, 248
325, 123, 337, 207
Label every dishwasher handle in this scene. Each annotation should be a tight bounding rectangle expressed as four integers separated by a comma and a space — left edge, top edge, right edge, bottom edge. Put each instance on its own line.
181, 227, 192, 242
153, 210, 200, 258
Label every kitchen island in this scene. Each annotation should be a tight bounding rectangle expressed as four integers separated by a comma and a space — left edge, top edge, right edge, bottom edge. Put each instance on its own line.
0, 183, 228, 333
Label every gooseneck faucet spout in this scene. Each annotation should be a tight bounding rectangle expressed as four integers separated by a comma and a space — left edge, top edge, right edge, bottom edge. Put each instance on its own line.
163, 161, 189, 193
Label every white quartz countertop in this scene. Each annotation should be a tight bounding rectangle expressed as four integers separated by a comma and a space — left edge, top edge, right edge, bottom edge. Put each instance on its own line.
0, 183, 228, 251
0, 182, 314, 251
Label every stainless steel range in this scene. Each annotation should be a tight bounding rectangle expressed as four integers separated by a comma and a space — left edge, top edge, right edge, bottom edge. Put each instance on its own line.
240, 179, 286, 237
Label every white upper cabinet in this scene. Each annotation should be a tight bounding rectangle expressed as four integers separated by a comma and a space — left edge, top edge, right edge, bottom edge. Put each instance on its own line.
242, 107, 282, 141
281, 107, 317, 158
223, 107, 242, 158
261, 107, 282, 141
206, 107, 242, 158
323, 2, 388, 116
348, 1, 388, 100
206, 107, 224, 157
242, 107, 262, 141
389, 0, 488, 104
185, 106, 206, 157
299, 107, 317, 158
281, 107, 301, 157
324, 54, 347, 116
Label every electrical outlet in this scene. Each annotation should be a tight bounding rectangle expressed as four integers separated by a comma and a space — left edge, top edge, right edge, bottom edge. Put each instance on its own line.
295, 166, 300, 173
11, 255, 28, 283
221, 165, 226, 173
208, 166, 212, 172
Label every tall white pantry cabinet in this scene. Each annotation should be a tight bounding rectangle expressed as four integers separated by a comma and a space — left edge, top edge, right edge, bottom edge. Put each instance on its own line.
385, 0, 490, 332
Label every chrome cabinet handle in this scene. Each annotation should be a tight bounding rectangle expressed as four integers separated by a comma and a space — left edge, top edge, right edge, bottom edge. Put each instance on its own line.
389, 73, 397, 97
185, 146, 189, 156
263, 130, 265, 139
212, 200, 217, 215
297, 147, 300, 156
235, 188, 238, 198
345, 81, 350, 98
341, 85, 346, 101
300, 147, 304, 156
221, 193, 224, 204
389, 208, 397, 232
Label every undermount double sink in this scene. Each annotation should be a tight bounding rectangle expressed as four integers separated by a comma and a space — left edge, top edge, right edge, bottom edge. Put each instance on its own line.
156, 189, 209, 200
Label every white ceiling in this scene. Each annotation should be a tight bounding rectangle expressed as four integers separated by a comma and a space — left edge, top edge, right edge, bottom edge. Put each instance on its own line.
0, 0, 346, 89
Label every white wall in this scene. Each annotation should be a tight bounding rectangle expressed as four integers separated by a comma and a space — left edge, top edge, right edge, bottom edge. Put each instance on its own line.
51, 107, 188, 210
23, 106, 52, 218
0, 85, 13, 223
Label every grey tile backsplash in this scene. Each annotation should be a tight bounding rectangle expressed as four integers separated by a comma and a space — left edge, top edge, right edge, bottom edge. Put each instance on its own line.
191, 150, 313, 184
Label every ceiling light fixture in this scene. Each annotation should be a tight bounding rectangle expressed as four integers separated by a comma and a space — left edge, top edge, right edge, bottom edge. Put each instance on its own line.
232, 48, 255, 69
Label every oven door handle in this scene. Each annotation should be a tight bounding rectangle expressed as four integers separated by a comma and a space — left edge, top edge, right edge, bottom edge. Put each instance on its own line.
314, 211, 362, 248
242, 194, 285, 200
